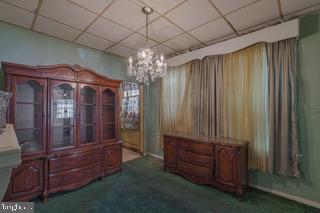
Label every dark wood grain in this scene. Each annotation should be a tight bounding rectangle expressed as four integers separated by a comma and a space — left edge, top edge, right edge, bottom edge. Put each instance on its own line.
5, 160, 43, 201
3, 62, 122, 202
164, 134, 248, 197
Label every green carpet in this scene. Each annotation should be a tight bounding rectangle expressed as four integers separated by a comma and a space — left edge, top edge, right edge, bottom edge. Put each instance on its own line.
34, 156, 319, 213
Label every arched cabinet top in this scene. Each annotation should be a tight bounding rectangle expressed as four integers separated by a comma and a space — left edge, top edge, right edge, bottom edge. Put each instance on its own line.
2, 62, 122, 87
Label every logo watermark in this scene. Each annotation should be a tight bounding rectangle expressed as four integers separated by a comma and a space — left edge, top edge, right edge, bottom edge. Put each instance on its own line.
0, 202, 34, 213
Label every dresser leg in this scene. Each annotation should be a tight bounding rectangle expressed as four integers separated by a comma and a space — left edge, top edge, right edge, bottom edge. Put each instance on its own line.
237, 194, 244, 202
42, 194, 48, 203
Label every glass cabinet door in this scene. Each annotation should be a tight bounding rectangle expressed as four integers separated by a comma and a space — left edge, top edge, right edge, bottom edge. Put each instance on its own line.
50, 81, 76, 150
101, 87, 117, 142
15, 77, 46, 154
78, 84, 98, 145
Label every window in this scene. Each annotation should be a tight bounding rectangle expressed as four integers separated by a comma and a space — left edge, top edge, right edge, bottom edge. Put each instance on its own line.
121, 82, 140, 129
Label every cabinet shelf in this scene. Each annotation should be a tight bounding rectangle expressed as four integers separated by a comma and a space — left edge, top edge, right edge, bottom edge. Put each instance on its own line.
16, 127, 41, 131
80, 103, 96, 106
17, 101, 41, 105
53, 125, 74, 128
80, 123, 96, 127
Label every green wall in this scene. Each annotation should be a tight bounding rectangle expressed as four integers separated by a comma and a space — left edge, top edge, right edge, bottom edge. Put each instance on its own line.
144, 13, 320, 204
0, 22, 135, 90
248, 12, 320, 203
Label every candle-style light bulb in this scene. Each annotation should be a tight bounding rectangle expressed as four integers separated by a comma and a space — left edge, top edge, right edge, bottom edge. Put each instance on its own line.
160, 54, 164, 61
142, 51, 146, 58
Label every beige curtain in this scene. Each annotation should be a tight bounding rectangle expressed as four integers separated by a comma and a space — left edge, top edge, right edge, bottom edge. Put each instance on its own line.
159, 39, 299, 175
160, 56, 224, 144
160, 64, 191, 146
223, 43, 269, 171
267, 38, 299, 177
189, 56, 224, 139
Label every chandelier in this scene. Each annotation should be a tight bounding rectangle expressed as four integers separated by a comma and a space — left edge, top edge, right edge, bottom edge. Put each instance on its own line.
127, 6, 167, 85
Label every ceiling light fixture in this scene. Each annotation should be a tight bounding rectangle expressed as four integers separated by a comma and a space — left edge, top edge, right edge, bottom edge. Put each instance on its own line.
127, 6, 167, 85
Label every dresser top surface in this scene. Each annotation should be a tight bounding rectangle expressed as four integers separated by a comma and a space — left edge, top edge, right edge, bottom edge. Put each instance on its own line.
164, 133, 248, 146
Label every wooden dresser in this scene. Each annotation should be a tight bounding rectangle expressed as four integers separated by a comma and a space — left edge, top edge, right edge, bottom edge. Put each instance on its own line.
3, 62, 122, 202
164, 133, 248, 197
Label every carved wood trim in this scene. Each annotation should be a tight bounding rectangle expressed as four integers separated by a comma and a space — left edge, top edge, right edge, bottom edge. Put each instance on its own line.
2, 62, 122, 86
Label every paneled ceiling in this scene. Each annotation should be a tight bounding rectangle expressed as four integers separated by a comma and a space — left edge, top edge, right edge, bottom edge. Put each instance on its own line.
0, 0, 319, 58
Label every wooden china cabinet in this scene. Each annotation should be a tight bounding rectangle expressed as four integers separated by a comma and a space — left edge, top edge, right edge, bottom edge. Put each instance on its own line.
2, 62, 122, 202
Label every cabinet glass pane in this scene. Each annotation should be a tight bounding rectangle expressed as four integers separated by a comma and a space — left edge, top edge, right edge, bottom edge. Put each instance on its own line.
80, 125, 96, 143
102, 89, 116, 140
80, 86, 97, 144
16, 80, 43, 153
52, 83, 74, 149
103, 124, 115, 140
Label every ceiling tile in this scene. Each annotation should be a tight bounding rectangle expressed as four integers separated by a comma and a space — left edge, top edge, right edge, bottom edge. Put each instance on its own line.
75, 33, 115, 50
163, 33, 201, 51
281, 0, 320, 15
211, 0, 257, 15
69, 0, 113, 14
102, 0, 159, 31
106, 44, 136, 58
139, 0, 185, 14
283, 3, 320, 21
3, 0, 39, 12
165, 0, 220, 31
87, 17, 132, 42
138, 17, 183, 42
205, 33, 237, 46
189, 18, 234, 43
34, 16, 81, 41
153, 44, 176, 56
0, 1, 34, 28
40, 0, 97, 30
225, 0, 279, 31
120, 33, 157, 50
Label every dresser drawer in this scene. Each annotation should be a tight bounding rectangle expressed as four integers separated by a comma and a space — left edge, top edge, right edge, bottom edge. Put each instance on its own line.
178, 140, 213, 155
177, 160, 213, 180
49, 149, 100, 174
178, 150, 214, 168
48, 162, 101, 190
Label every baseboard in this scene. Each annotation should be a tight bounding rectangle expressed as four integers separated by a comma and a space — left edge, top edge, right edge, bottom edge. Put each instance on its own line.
145, 153, 163, 160
123, 144, 143, 155
145, 152, 319, 209
249, 184, 320, 209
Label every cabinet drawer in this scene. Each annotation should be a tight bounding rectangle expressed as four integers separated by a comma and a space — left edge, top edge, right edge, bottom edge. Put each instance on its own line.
178, 150, 214, 168
179, 140, 213, 155
177, 160, 213, 180
49, 149, 100, 174
49, 162, 101, 190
